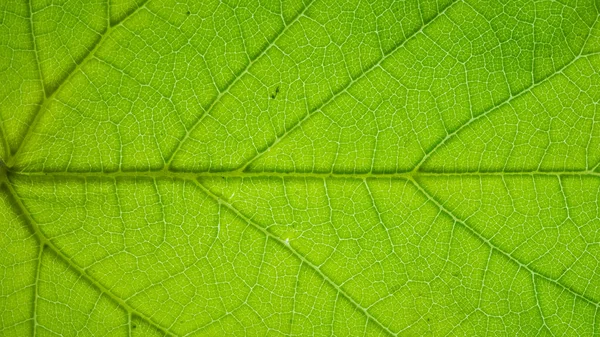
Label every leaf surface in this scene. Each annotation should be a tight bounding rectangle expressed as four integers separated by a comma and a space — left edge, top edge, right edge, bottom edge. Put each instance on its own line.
1, 0, 600, 335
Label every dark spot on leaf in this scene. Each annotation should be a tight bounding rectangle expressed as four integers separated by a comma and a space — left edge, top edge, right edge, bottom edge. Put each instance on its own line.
270, 86, 281, 99
389, 284, 401, 293
133, 325, 137, 329
186, 11, 191, 15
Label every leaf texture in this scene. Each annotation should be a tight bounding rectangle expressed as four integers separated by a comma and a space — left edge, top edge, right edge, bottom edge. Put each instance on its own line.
1, 0, 600, 335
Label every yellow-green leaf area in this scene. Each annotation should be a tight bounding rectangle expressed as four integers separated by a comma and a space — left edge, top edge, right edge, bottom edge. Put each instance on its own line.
1, 0, 599, 336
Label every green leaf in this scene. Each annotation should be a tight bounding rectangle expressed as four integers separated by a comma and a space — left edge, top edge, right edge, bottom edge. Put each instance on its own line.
1, 0, 599, 335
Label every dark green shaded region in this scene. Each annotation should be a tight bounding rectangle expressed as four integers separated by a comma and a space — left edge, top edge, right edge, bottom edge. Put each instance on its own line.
0, 160, 7, 185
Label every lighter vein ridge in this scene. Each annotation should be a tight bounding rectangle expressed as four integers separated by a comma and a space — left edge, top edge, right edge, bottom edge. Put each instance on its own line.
194, 179, 397, 336
532, 274, 553, 335
410, 177, 600, 308
32, 243, 43, 336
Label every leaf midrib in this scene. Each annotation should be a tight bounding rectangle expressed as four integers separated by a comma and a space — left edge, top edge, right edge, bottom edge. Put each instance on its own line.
6, 169, 600, 180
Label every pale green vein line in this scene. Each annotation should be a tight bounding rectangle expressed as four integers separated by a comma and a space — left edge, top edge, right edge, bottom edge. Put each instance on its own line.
532, 274, 553, 336
585, 99, 600, 171
478, 248, 493, 309
186, 306, 241, 337
553, 176, 590, 281
27, 0, 44, 97
32, 243, 44, 337
289, 260, 303, 336
237, 0, 461, 172
595, 305, 599, 336
0, 322, 33, 335
591, 156, 600, 173
410, 177, 600, 308
110, 0, 149, 26
4, 179, 176, 337
8, 169, 600, 180
330, 292, 339, 336
9, 0, 151, 165
364, 180, 394, 250
193, 179, 397, 337
414, 14, 600, 172
227, 2, 252, 65
165, 0, 315, 167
